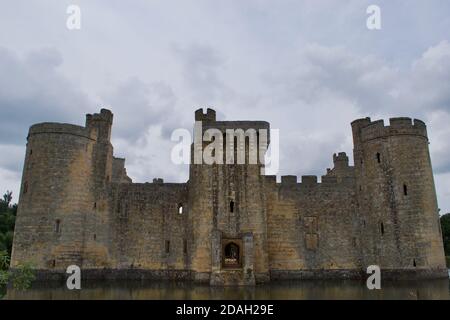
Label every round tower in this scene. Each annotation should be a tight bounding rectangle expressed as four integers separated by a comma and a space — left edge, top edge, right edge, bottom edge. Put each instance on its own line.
351, 117, 447, 278
11, 122, 98, 270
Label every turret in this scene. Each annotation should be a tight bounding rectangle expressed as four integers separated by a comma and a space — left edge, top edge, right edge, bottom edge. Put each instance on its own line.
352, 117, 446, 277
11, 109, 116, 271
11, 122, 97, 269
195, 108, 216, 122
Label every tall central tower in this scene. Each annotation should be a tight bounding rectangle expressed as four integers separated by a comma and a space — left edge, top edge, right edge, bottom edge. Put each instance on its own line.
188, 108, 271, 285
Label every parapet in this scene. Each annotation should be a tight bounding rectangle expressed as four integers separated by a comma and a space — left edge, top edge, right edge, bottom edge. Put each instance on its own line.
281, 175, 297, 184
28, 122, 96, 141
152, 178, 164, 184
265, 175, 277, 184
195, 108, 216, 122
85, 109, 113, 142
352, 117, 427, 143
301, 175, 317, 185
86, 108, 113, 127
333, 152, 349, 165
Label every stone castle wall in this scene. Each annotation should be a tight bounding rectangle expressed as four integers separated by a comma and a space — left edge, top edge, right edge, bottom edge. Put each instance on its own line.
265, 174, 360, 279
10, 109, 448, 283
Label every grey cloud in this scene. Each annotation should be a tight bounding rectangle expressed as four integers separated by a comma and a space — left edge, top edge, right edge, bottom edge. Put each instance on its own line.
102, 77, 180, 142
171, 43, 235, 104
0, 47, 92, 144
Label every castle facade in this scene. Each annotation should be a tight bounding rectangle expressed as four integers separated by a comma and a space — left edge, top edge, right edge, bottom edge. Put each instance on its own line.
11, 108, 447, 285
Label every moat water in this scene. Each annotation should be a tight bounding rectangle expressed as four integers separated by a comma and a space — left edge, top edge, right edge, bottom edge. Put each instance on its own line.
4, 273, 450, 300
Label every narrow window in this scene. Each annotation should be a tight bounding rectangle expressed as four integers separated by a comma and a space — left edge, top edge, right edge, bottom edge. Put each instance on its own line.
52, 259, 56, 268
230, 201, 234, 213
403, 184, 408, 196
55, 219, 61, 234
93, 234, 97, 241
178, 204, 183, 214
183, 239, 187, 254
413, 259, 417, 267
376, 152, 381, 163
23, 181, 28, 194
93, 202, 97, 209
165, 240, 170, 254
380, 222, 384, 235
30, 149, 33, 155
360, 158, 363, 164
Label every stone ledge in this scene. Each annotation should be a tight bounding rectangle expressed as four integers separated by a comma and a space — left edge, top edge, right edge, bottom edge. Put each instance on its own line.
270, 268, 449, 280
14, 268, 449, 284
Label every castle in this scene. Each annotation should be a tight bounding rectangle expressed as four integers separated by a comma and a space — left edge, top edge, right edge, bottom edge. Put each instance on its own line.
11, 108, 447, 285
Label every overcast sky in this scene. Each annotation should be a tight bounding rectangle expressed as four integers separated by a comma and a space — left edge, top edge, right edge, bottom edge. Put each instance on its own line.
0, 1, 449, 213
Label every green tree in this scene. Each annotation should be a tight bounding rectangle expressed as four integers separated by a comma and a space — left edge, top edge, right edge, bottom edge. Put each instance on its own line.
440, 213, 450, 257
0, 191, 16, 256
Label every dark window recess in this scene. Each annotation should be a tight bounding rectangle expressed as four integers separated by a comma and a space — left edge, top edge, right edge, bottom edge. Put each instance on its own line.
403, 184, 408, 196
224, 242, 240, 267
30, 149, 33, 155
93, 202, 97, 209
380, 222, 384, 235
55, 219, 61, 234
360, 158, 363, 164
413, 259, 417, 267
23, 181, 28, 194
52, 260, 56, 268
230, 201, 235, 213
376, 152, 381, 163
183, 239, 187, 254
165, 240, 170, 254
93, 234, 97, 241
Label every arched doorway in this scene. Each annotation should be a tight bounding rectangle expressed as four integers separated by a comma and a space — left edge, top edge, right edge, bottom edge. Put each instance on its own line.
223, 241, 241, 268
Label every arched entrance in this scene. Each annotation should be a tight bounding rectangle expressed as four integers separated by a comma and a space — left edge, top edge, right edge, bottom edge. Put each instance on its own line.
222, 240, 242, 268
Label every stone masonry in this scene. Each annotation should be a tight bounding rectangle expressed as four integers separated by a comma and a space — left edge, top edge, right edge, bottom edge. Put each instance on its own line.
10, 108, 448, 285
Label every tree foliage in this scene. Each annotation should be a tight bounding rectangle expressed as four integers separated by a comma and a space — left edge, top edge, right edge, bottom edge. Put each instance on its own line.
440, 213, 450, 258
0, 190, 16, 256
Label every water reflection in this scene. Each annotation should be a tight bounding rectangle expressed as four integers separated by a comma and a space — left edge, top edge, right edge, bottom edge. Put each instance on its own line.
5, 278, 450, 300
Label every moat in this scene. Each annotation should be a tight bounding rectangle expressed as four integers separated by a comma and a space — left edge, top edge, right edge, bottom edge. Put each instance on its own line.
4, 275, 450, 300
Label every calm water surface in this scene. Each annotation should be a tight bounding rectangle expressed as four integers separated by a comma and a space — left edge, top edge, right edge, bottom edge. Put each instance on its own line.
5, 274, 450, 300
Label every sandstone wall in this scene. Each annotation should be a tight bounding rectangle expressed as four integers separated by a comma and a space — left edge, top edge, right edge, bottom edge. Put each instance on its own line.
108, 182, 189, 270
352, 117, 447, 276
265, 175, 360, 278
11, 123, 98, 269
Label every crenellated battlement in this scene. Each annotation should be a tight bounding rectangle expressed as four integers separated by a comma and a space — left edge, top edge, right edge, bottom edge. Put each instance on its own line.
352, 117, 428, 143
86, 108, 113, 127
28, 122, 97, 141
333, 152, 349, 164
195, 108, 216, 122
272, 174, 354, 187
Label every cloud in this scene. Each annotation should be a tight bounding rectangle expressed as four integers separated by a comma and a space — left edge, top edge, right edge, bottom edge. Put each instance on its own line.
171, 43, 235, 105
0, 47, 92, 144
0, 1, 449, 212
102, 77, 179, 141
